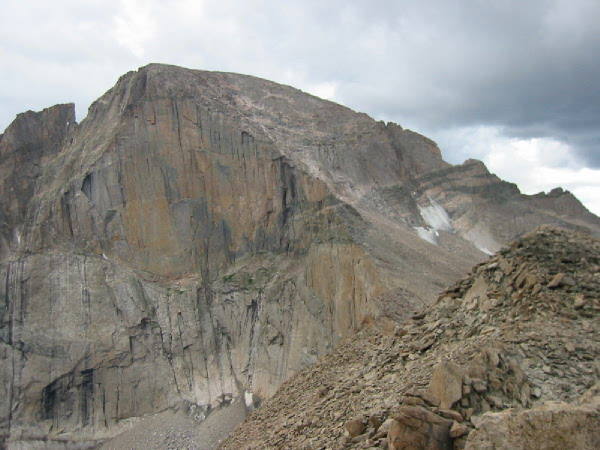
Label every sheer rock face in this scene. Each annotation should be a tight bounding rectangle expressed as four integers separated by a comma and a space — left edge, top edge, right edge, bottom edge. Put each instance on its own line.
0, 103, 76, 259
1, 64, 599, 446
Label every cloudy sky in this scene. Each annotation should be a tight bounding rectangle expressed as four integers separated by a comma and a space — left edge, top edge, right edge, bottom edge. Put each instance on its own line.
1, 0, 599, 214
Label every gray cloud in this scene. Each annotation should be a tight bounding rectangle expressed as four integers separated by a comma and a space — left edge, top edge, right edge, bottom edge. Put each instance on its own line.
1, 0, 599, 168
320, 1, 600, 166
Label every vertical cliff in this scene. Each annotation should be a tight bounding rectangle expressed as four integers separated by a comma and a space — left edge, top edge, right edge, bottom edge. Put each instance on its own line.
1, 64, 599, 447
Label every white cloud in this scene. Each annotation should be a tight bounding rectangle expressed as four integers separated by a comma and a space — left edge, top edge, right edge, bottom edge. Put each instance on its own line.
511, 163, 600, 217
112, 0, 157, 58
306, 82, 337, 100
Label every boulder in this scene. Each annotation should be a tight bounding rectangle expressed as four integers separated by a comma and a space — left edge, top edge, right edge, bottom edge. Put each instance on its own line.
345, 418, 366, 437
388, 406, 452, 450
427, 361, 464, 409
449, 421, 470, 438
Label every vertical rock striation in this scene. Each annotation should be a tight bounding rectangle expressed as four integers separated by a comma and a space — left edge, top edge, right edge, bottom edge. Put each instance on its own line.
1, 64, 599, 446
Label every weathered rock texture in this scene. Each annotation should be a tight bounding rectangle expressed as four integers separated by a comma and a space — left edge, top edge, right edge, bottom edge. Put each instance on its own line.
222, 227, 600, 449
465, 398, 600, 450
1, 64, 599, 447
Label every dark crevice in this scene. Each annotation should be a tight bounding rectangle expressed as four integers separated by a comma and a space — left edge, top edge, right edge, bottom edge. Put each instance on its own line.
81, 173, 93, 202
60, 191, 74, 237
80, 369, 94, 426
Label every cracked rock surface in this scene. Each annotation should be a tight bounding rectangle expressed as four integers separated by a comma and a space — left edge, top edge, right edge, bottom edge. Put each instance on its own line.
1, 64, 599, 447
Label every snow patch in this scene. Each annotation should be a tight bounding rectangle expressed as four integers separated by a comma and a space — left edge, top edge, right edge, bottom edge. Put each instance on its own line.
477, 246, 494, 256
414, 226, 438, 245
244, 391, 254, 408
418, 199, 452, 231
414, 198, 453, 245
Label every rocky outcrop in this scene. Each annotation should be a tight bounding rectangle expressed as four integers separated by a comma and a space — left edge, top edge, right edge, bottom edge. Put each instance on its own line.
466, 394, 600, 450
222, 227, 600, 449
388, 406, 453, 450
0, 104, 76, 260
1, 64, 599, 447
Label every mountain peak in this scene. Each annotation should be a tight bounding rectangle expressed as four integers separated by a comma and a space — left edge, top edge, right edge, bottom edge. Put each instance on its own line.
1, 65, 599, 448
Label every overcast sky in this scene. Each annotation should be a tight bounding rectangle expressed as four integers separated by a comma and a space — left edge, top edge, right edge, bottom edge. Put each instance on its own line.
1, 0, 599, 214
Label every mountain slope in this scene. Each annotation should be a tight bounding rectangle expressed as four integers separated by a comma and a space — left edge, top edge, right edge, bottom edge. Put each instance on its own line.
222, 226, 600, 449
1, 64, 599, 447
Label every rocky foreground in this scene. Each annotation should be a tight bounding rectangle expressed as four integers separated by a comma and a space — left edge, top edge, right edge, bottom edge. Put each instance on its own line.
221, 226, 600, 449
